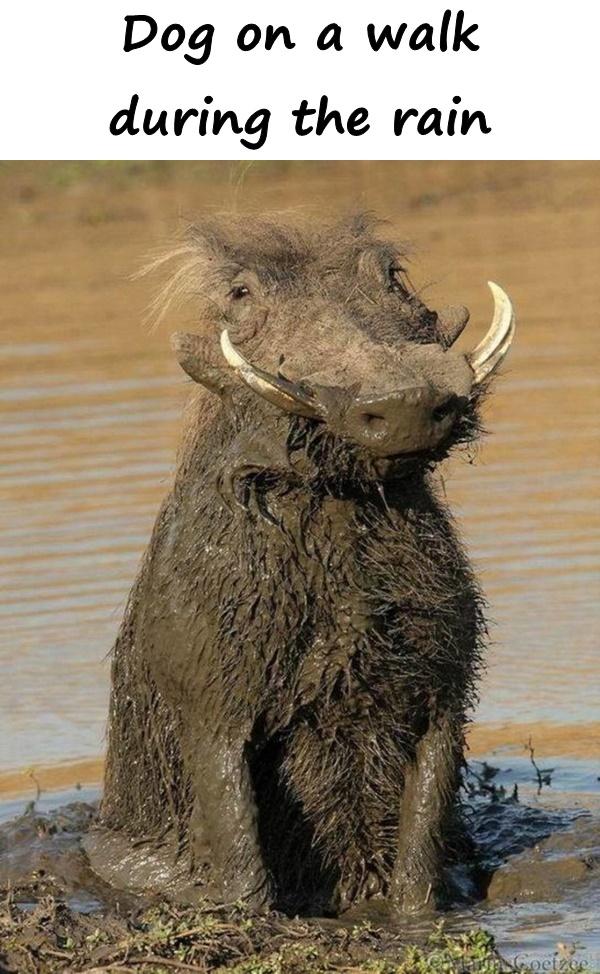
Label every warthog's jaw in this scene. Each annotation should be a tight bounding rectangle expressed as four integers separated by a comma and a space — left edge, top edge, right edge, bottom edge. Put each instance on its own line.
220, 282, 515, 459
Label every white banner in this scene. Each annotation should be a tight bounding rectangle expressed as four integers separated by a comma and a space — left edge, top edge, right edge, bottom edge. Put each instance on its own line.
1, 0, 597, 159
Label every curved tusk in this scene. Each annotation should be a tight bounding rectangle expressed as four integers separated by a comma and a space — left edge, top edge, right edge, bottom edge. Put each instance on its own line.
467, 282, 516, 384
220, 330, 322, 418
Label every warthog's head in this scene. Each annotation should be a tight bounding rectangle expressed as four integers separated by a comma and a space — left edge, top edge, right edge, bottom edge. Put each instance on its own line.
163, 215, 514, 489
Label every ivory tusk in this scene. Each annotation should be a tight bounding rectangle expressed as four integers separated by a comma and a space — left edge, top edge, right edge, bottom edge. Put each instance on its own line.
220, 330, 321, 418
467, 282, 516, 384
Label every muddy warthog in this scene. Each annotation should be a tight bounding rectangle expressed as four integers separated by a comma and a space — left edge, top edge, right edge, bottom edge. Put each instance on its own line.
86, 214, 515, 915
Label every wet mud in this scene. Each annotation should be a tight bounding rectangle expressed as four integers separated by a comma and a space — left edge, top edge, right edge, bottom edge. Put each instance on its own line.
3, 789, 597, 913
1, 775, 598, 969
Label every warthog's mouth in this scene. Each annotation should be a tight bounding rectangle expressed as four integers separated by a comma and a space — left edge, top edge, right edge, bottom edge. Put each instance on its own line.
219, 282, 515, 460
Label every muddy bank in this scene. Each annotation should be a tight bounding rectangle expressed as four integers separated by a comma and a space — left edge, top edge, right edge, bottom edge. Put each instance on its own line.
1, 769, 599, 971
0, 893, 514, 974
485, 814, 599, 903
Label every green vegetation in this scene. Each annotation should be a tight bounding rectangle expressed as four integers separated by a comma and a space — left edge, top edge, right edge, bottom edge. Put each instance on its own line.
0, 893, 550, 974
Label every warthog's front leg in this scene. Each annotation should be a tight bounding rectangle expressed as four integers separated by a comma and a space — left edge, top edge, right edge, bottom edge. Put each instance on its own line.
390, 711, 462, 913
189, 729, 273, 911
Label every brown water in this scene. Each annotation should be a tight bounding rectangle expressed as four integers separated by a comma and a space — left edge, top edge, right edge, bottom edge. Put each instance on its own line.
1, 161, 599, 780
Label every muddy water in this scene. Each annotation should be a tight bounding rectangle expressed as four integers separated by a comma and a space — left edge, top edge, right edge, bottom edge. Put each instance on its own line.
0, 161, 599, 961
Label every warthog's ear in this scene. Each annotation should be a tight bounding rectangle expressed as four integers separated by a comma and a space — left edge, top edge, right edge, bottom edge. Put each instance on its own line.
171, 332, 235, 398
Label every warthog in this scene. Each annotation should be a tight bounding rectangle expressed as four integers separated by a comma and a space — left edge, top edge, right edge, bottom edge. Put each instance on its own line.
86, 214, 515, 915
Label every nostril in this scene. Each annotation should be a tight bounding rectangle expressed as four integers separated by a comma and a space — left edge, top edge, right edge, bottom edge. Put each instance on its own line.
360, 412, 388, 434
432, 398, 456, 422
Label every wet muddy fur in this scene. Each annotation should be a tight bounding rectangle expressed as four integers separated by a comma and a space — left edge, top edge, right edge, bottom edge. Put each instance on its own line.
97, 214, 489, 916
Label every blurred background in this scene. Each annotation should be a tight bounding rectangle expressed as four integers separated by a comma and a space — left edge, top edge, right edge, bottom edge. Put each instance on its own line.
1, 161, 598, 793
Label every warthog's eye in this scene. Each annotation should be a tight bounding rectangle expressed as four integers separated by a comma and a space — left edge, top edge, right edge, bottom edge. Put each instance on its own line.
388, 264, 409, 298
228, 284, 251, 300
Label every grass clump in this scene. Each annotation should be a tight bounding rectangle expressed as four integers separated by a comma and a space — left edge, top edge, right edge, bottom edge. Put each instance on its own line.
0, 893, 536, 974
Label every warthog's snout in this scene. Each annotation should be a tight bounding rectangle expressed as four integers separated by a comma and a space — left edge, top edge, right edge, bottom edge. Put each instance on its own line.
342, 387, 466, 457
219, 282, 515, 459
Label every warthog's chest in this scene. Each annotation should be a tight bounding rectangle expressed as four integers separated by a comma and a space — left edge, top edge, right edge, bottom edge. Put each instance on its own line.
151, 485, 443, 728
250, 495, 416, 731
